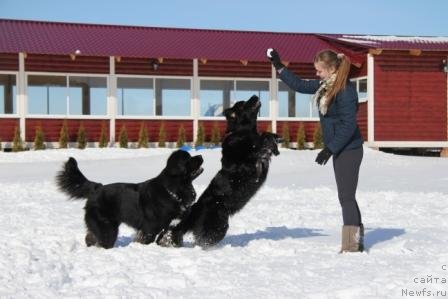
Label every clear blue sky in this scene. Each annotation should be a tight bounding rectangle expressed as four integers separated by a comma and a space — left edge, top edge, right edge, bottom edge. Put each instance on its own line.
1, 0, 447, 36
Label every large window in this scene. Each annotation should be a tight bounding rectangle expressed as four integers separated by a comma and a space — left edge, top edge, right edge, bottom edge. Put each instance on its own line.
117, 77, 191, 117
28, 75, 107, 115
28, 75, 66, 115
0, 74, 17, 114
117, 78, 154, 116
278, 81, 318, 118
200, 79, 270, 117
69, 76, 107, 115
156, 79, 191, 116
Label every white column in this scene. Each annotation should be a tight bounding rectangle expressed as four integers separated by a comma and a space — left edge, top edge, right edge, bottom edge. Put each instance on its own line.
108, 56, 117, 145
18, 52, 26, 141
367, 53, 375, 145
270, 65, 278, 133
192, 58, 199, 143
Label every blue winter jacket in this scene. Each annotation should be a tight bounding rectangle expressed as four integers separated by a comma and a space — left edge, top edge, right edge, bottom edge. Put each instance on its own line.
279, 68, 363, 155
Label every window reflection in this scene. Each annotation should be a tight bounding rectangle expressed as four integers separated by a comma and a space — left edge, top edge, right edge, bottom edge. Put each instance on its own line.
0, 74, 17, 114
155, 79, 191, 116
28, 75, 66, 115
278, 81, 316, 118
117, 78, 153, 116
69, 76, 107, 115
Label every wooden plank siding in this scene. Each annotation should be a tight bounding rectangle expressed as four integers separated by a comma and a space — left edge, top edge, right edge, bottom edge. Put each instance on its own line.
357, 102, 368, 141
115, 120, 193, 142
276, 121, 319, 143
199, 60, 271, 78
0, 118, 20, 141
25, 119, 109, 142
116, 58, 193, 76
374, 52, 447, 141
0, 53, 19, 71
25, 54, 109, 74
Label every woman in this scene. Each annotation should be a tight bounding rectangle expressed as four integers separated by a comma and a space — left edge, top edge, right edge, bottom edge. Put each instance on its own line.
267, 48, 364, 252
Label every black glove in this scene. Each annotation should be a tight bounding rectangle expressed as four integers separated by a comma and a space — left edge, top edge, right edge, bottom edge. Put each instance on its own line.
315, 147, 333, 165
267, 48, 285, 70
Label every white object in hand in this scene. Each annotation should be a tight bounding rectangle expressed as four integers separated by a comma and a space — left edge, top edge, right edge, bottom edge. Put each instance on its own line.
266, 48, 274, 58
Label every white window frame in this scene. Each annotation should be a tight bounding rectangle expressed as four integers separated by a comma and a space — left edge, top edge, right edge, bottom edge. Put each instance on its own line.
25, 71, 109, 120
351, 76, 368, 103
115, 74, 193, 120
0, 71, 19, 118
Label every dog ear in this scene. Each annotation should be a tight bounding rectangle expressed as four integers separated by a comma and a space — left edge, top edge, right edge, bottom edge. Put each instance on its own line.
166, 150, 190, 176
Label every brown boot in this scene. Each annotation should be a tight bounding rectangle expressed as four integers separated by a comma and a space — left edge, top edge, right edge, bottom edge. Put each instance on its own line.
340, 224, 364, 253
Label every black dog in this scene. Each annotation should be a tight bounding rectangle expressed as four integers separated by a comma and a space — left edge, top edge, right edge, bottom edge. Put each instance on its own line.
56, 150, 203, 249
158, 95, 280, 248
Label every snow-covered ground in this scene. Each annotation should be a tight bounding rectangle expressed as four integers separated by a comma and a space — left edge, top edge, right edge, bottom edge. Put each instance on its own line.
0, 146, 447, 298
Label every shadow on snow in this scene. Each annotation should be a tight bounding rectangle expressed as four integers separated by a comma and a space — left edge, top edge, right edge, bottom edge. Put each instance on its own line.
220, 226, 327, 247
113, 226, 406, 250
364, 227, 406, 251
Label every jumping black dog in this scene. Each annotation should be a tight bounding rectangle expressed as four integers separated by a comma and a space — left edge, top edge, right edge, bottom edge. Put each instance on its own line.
159, 95, 280, 248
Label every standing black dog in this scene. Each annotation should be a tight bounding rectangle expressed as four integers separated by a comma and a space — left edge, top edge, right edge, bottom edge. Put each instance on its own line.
159, 95, 280, 248
56, 150, 203, 249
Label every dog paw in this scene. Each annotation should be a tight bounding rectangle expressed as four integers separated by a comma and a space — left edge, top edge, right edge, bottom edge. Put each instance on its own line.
134, 231, 156, 245
157, 230, 183, 248
85, 231, 98, 247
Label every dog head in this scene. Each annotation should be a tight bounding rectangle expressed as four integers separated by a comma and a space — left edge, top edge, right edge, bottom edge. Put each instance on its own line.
224, 95, 261, 133
165, 150, 204, 181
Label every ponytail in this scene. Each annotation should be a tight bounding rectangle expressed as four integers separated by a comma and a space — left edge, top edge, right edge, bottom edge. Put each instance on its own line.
314, 50, 351, 106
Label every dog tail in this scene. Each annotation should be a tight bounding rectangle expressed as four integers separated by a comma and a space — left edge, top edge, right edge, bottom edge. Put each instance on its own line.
56, 157, 102, 200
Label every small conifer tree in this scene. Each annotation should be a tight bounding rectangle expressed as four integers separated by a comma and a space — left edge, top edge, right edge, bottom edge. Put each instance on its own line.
119, 125, 128, 148
296, 123, 306, 150
98, 122, 108, 148
12, 126, 24, 152
195, 123, 205, 147
34, 126, 45, 150
281, 123, 290, 148
138, 122, 149, 148
59, 120, 69, 149
176, 124, 186, 148
313, 123, 324, 149
210, 122, 221, 146
158, 123, 166, 148
77, 124, 87, 149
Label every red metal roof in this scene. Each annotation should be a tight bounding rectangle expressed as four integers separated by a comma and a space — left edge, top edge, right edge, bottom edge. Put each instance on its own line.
0, 19, 354, 63
1, 19, 447, 64
319, 34, 448, 51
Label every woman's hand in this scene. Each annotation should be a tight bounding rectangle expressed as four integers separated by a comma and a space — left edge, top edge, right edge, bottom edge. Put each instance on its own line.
267, 48, 285, 70
315, 147, 333, 165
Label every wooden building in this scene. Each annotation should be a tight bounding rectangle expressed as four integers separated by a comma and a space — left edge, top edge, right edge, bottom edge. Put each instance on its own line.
0, 19, 447, 152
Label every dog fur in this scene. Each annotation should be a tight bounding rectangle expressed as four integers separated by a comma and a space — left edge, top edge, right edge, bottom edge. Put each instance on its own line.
158, 95, 280, 248
56, 150, 203, 249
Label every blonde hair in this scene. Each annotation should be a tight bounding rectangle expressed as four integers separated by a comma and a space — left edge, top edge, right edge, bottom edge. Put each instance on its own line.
314, 50, 351, 103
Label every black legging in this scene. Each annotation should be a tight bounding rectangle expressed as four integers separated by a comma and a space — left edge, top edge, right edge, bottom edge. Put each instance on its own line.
332, 147, 363, 226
